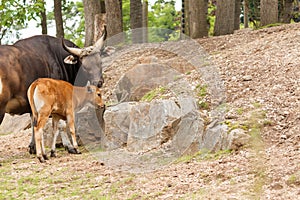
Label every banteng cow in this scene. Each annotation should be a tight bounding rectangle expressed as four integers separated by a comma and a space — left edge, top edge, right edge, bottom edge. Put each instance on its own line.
0, 26, 110, 154
27, 78, 105, 162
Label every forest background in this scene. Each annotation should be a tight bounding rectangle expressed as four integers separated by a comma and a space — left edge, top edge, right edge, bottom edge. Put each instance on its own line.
0, 0, 299, 46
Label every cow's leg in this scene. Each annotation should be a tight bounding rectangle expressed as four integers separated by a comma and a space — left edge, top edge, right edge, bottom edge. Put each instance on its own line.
67, 114, 81, 154
29, 114, 36, 154
50, 116, 60, 157
0, 110, 5, 124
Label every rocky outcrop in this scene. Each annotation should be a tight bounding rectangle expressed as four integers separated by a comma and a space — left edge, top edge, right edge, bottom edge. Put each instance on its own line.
114, 63, 181, 102
102, 96, 204, 153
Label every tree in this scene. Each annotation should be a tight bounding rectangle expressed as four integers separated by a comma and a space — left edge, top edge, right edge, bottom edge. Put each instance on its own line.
214, 0, 235, 36
260, 0, 278, 26
54, 0, 64, 38
105, 0, 123, 38
83, 0, 102, 46
188, 0, 208, 39
40, 0, 47, 34
130, 0, 143, 43
234, 0, 241, 30
244, 0, 249, 28
142, 0, 148, 42
280, 0, 294, 23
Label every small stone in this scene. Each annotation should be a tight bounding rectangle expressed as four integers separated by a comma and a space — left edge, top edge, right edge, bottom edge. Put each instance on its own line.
242, 75, 252, 81
271, 183, 284, 190
280, 135, 287, 140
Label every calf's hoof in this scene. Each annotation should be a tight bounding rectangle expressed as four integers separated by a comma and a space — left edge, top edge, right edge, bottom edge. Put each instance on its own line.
29, 145, 36, 155
74, 148, 81, 154
38, 157, 45, 163
67, 147, 81, 154
43, 154, 49, 160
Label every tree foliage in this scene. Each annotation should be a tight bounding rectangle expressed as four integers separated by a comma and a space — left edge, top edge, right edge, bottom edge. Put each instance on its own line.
148, 0, 180, 42
0, 0, 44, 44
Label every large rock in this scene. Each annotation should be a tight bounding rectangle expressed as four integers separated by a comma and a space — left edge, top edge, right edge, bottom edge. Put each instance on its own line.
199, 120, 229, 152
0, 113, 31, 134
114, 63, 181, 102
103, 96, 205, 153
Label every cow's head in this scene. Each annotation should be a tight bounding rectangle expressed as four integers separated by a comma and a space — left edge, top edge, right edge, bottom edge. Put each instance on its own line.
62, 26, 113, 88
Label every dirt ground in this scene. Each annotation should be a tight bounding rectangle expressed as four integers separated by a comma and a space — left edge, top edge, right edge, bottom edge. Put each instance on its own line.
1, 23, 300, 199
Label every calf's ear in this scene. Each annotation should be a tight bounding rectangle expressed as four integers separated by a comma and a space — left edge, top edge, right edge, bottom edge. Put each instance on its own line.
86, 81, 94, 93
64, 55, 78, 64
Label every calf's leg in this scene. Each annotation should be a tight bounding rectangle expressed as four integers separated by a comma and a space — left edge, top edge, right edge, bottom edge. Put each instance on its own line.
35, 109, 51, 162
67, 114, 81, 154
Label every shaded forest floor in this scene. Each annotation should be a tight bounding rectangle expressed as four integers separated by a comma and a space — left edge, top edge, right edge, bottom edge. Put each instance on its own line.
1, 23, 300, 199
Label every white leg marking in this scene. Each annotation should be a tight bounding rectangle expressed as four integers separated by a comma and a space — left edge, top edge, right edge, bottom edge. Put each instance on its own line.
33, 86, 44, 112
0, 78, 3, 94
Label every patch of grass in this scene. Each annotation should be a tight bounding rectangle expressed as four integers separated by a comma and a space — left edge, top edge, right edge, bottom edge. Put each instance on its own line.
236, 107, 244, 115
196, 84, 208, 98
252, 102, 262, 109
141, 86, 166, 102
195, 84, 210, 110
223, 120, 248, 133
287, 173, 300, 186
258, 23, 283, 29
175, 149, 232, 164
246, 109, 269, 199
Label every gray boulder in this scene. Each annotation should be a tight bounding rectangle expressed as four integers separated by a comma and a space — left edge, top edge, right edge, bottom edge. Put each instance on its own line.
114, 63, 181, 102
103, 96, 205, 153
0, 113, 31, 134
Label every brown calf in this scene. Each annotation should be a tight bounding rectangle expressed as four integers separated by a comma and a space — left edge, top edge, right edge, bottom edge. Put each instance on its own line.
27, 78, 105, 162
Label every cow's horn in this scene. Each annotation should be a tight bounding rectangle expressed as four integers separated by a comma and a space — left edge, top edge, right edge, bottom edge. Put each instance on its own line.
93, 25, 107, 51
62, 38, 82, 56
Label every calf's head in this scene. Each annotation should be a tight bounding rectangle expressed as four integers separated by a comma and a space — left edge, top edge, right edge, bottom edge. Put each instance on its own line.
85, 82, 105, 109
63, 26, 113, 88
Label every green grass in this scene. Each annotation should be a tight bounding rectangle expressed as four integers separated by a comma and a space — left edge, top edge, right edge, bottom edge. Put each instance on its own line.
141, 86, 166, 102
175, 149, 232, 164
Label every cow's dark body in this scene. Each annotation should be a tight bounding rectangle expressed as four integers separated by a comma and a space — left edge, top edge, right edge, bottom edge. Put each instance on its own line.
0, 35, 81, 123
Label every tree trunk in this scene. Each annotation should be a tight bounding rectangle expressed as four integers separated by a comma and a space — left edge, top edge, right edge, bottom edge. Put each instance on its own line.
188, 0, 208, 39
40, 0, 47, 34
234, 0, 241, 30
281, 0, 294, 23
83, 0, 101, 46
260, 0, 278, 26
214, 0, 235, 36
54, 0, 63, 38
142, 0, 148, 42
105, 0, 123, 38
130, 0, 143, 43
244, 0, 249, 28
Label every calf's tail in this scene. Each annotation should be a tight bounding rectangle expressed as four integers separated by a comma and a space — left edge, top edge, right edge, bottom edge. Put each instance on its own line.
27, 83, 38, 127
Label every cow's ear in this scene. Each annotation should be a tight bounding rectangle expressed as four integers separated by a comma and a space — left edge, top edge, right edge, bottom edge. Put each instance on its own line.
64, 55, 78, 64
101, 46, 115, 57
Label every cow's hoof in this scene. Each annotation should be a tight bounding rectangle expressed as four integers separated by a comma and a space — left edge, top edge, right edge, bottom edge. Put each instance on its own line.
50, 150, 56, 158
